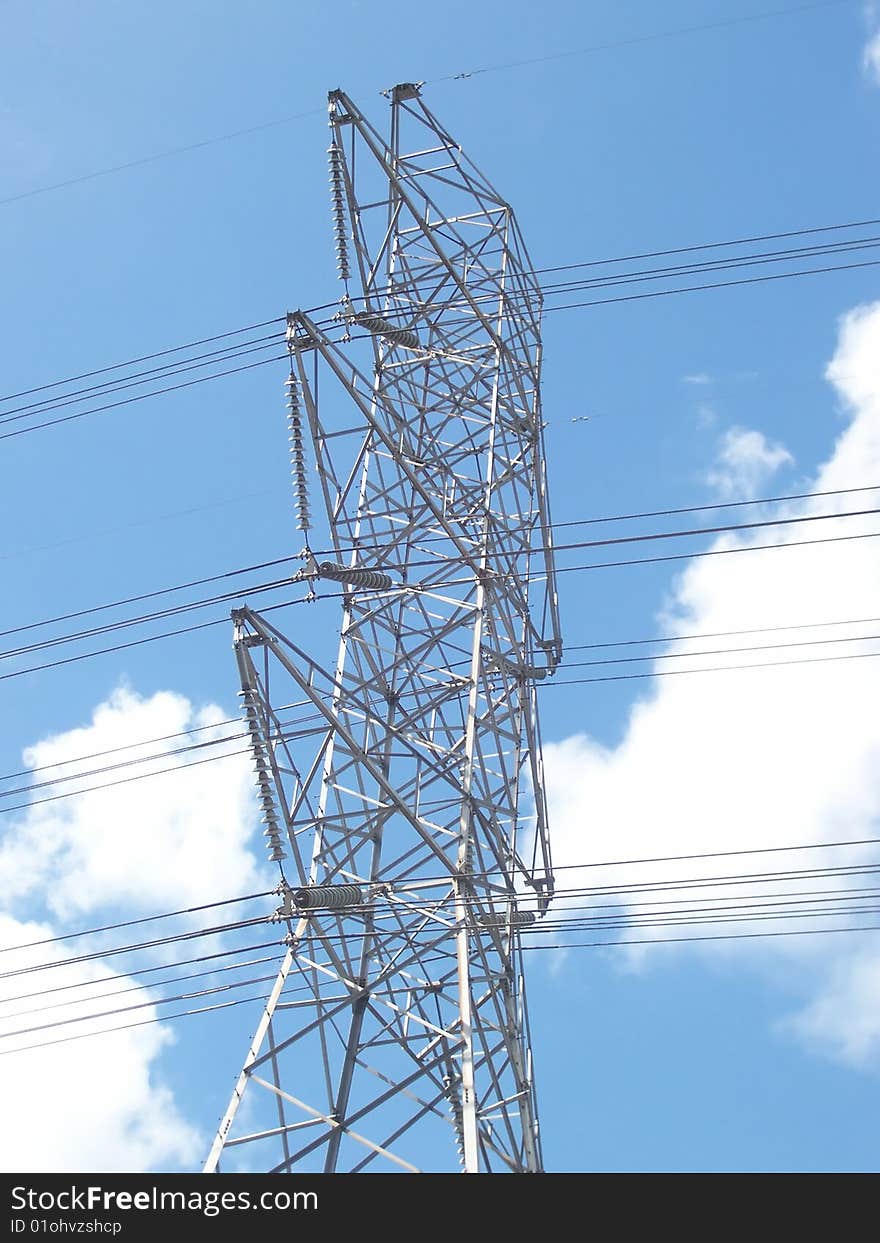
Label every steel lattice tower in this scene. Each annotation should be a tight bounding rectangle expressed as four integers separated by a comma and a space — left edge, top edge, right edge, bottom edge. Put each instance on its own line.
204, 84, 562, 1174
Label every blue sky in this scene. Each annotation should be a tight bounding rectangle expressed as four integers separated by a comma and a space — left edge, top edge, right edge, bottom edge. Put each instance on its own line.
1, 0, 879, 1172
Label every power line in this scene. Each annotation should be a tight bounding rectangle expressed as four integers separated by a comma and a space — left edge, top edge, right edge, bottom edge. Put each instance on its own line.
528, 216, 880, 279
545, 482, 880, 530
536, 860, 880, 900
3, 616, 877, 810
14, 882, 880, 1030
0, 741, 258, 816
0, 916, 272, 983
550, 526, 880, 574
540, 256, 880, 312
0, 696, 313, 786
4, 224, 879, 440
0, 557, 305, 642
418, 504, 880, 569
6, 852, 879, 972
0, 938, 285, 1008
534, 836, 880, 874
0, 334, 287, 429
2, 900, 878, 1055
0, 110, 325, 209
13, 631, 875, 815
0, 306, 340, 425
547, 646, 880, 687
0, 890, 274, 954
3, 640, 878, 813
536, 885, 880, 919
1, 951, 286, 1023
537, 235, 880, 295
429, 0, 855, 84
562, 629, 880, 671
0, 969, 284, 1044
0, 988, 286, 1058
1, 528, 878, 688
0, 1, 853, 214
7, 903, 878, 1043
0, 317, 287, 405
337, 228, 880, 313
3, 487, 877, 648
5, 917, 876, 1058
2, 906, 875, 1046
566, 614, 880, 654
0, 352, 291, 442
518, 922, 880, 954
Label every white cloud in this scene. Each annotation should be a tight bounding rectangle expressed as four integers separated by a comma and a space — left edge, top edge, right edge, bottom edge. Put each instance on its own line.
705, 426, 794, 499
683, 373, 713, 386
0, 685, 261, 918
782, 950, 880, 1067
0, 686, 265, 1168
544, 301, 880, 1066
0, 912, 201, 1171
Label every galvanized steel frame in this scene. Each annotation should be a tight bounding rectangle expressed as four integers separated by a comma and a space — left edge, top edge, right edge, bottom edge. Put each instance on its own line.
204, 84, 562, 1174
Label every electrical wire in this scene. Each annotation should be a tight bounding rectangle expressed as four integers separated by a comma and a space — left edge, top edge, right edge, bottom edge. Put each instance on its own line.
7, 915, 878, 1057
5, 879, 880, 1053
13, 882, 880, 1029
0, 352, 292, 442
0, 890, 275, 954
3, 489, 878, 656
1, 610, 873, 785
0, 969, 284, 1043
0, 0, 853, 213
428, 0, 855, 84
0, 585, 350, 685
4, 911, 878, 1057
6, 852, 878, 971
545, 646, 880, 687
5, 223, 879, 441
10, 524, 878, 678
0, 318, 287, 404
545, 483, 880, 531
0, 916, 273, 983
364, 232, 880, 310
526, 216, 880, 280
0, 626, 847, 796
549, 526, 880, 574
2, 618, 878, 815
0, 988, 285, 1057
559, 629, 880, 671
541, 256, 880, 312
0, 952, 286, 1022
0, 695, 314, 786
564, 613, 880, 655
0, 333, 288, 426
538, 236, 880, 296
0, 938, 286, 1008
0, 704, 322, 803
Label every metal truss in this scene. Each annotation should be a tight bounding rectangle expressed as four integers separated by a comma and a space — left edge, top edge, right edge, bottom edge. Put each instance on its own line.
204, 83, 562, 1174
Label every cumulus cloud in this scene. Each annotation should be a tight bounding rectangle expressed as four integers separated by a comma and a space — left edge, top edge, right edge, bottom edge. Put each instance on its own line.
782, 949, 880, 1067
0, 686, 263, 1168
544, 301, 880, 1067
0, 685, 260, 918
0, 912, 201, 1171
705, 426, 794, 499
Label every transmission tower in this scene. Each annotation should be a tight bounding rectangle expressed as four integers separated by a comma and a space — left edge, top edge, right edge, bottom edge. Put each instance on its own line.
204, 83, 562, 1174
